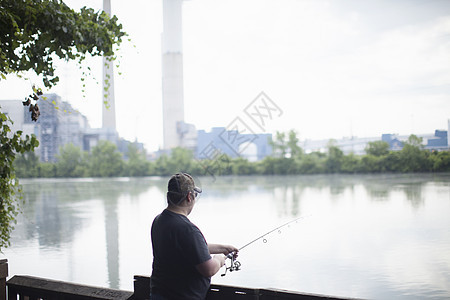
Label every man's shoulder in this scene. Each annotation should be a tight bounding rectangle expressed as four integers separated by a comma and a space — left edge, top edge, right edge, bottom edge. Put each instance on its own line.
157, 210, 196, 229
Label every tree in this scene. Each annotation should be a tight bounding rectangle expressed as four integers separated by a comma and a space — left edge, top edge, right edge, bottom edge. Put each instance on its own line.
287, 129, 302, 158
231, 157, 257, 175
429, 151, 450, 172
404, 134, 424, 148
14, 151, 40, 178
167, 147, 195, 174
400, 135, 430, 172
55, 143, 86, 177
341, 153, 360, 173
360, 155, 383, 173
325, 140, 344, 173
88, 141, 124, 177
257, 156, 277, 175
0, 112, 38, 249
124, 143, 150, 177
152, 154, 171, 176
382, 151, 403, 172
1, 0, 125, 89
269, 131, 288, 158
298, 152, 325, 174
0, 0, 125, 249
365, 141, 390, 157
269, 130, 303, 158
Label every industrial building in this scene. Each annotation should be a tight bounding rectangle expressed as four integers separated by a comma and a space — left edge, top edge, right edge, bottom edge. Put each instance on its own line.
0, 95, 142, 162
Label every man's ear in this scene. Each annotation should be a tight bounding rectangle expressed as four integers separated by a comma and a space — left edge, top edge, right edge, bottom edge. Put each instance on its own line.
186, 191, 194, 203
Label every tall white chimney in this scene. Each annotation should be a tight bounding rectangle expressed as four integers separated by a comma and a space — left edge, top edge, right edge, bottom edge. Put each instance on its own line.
161, 0, 185, 149
102, 0, 117, 132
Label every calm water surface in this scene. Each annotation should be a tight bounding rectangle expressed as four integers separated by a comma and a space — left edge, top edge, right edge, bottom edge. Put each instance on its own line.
2, 174, 450, 299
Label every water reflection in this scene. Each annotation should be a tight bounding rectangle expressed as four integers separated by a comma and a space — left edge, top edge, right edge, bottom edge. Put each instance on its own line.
203, 174, 446, 217
2, 174, 449, 299
8, 177, 163, 288
104, 198, 119, 288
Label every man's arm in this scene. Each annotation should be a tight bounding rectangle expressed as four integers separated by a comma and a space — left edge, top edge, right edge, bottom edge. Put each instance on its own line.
208, 244, 239, 255
195, 255, 226, 277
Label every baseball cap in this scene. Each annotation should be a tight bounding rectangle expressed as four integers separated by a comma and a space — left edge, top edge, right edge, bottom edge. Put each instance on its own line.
167, 173, 202, 204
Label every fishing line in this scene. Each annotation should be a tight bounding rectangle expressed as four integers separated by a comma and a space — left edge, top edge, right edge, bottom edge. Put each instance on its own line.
238, 215, 307, 251
221, 214, 310, 276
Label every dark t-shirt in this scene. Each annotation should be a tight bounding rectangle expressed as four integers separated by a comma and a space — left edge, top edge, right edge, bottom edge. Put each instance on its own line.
150, 209, 211, 300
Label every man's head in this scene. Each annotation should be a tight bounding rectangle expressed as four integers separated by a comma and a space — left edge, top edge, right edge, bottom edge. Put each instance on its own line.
167, 173, 202, 206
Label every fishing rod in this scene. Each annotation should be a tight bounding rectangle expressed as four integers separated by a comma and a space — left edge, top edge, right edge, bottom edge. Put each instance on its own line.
221, 215, 309, 276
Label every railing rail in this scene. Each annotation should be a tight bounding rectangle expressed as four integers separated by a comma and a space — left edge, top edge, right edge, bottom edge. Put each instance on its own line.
7, 275, 133, 300
5, 274, 362, 300
133, 275, 361, 300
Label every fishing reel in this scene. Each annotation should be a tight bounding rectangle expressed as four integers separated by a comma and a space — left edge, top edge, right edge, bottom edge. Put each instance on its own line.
221, 253, 241, 277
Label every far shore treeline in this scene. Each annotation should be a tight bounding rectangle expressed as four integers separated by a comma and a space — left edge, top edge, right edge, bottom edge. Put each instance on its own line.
14, 132, 450, 178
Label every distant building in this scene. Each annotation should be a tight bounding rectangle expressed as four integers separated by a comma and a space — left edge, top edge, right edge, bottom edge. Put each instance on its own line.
0, 95, 86, 162
59, 100, 90, 147
425, 130, 448, 151
448, 119, 450, 149
382, 134, 404, 151
301, 127, 449, 155
0, 94, 143, 162
196, 127, 272, 161
301, 136, 381, 155
177, 121, 198, 152
36, 94, 64, 161
0, 98, 35, 137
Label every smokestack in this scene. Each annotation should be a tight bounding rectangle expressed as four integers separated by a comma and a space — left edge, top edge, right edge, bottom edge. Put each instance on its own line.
161, 0, 185, 149
102, 0, 117, 131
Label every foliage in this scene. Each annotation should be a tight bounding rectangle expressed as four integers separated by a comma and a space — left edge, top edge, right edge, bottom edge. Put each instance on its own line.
0, 111, 38, 249
0, 0, 126, 88
365, 141, 390, 157
124, 143, 151, 177
14, 151, 39, 178
382, 151, 403, 172
38, 162, 56, 177
269, 131, 288, 158
166, 147, 196, 174
360, 155, 383, 173
400, 143, 430, 172
88, 141, 124, 177
199, 155, 232, 177
340, 153, 360, 173
55, 143, 86, 177
0, 0, 126, 250
298, 153, 325, 174
287, 130, 302, 158
429, 151, 450, 171
231, 157, 257, 175
325, 140, 344, 173
269, 129, 302, 158
405, 134, 424, 148
12, 133, 450, 180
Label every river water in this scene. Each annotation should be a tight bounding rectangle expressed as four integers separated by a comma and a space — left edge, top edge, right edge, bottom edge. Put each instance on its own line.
1, 174, 450, 299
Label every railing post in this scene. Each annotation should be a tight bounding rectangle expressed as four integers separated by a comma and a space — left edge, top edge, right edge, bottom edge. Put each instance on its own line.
0, 259, 8, 300
133, 275, 150, 300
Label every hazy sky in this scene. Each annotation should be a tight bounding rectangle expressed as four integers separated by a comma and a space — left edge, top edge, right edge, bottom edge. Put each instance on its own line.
1, 0, 449, 151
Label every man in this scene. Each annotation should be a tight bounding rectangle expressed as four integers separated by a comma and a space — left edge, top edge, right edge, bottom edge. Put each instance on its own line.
150, 173, 238, 300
